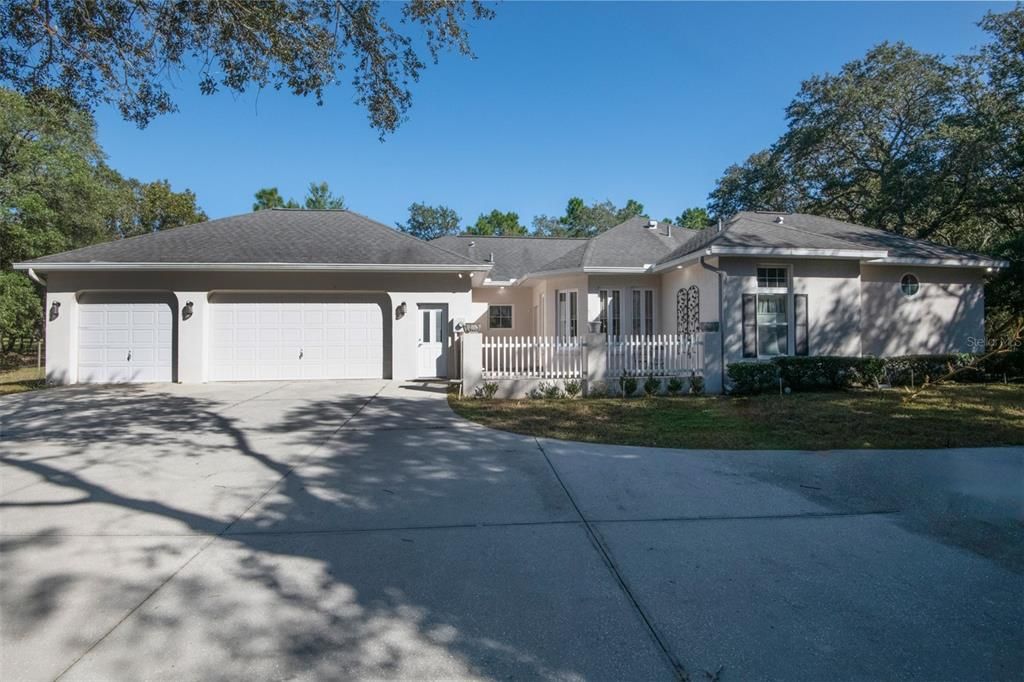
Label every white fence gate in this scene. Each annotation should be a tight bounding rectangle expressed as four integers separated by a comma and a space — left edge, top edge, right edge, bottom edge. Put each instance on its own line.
482, 336, 583, 380
607, 334, 703, 377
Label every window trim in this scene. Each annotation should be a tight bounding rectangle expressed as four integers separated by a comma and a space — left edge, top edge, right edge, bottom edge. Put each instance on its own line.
487, 303, 514, 330
555, 289, 579, 339
630, 288, 655, 336
900, 272, 921, 298
598, 288, 622, 338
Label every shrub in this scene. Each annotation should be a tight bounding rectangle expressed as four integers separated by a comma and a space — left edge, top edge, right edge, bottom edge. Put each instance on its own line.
689, 372, 705, 395
474, 381, 499, 399
979, 350, 1024, 381
563, 378, 582, 398
588, 380, 608, 398
666, 376, 684, 395
885, 354, 981, 387
774, 356, 887, 390
619, 373, 638, 398
727, 362, 780, 395
542, 382, 563, 399
643, 373, 661, 397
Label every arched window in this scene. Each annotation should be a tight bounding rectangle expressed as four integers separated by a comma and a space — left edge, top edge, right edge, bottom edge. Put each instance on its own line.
900, 273, 920, 298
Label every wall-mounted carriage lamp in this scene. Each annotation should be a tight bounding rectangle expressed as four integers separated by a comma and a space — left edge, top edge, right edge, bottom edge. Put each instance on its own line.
49, 301, 61, 321
396, 301, 407, 320
182, 301, 194, 321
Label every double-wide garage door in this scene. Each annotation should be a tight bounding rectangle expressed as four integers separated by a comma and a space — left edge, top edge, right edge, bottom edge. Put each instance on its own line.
209, 295, 385, 382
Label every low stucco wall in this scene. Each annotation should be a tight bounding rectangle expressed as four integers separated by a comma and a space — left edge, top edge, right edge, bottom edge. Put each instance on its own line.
42, 270, 473, 384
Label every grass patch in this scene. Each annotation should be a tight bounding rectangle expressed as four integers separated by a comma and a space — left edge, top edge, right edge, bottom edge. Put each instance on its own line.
0, 365, 46, 395
450, 384, 1024, 450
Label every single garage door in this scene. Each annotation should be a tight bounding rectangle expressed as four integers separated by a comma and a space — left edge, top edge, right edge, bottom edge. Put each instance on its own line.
210, 295, 385, 382
78, 298, 174, 383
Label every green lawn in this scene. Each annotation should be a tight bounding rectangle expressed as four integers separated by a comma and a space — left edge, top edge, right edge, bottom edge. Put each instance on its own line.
450, 383, 1024, 450
0, 365, 46, 395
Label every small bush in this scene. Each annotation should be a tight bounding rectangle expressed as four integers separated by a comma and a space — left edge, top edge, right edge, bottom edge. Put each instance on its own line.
588, 380, 608, 398
979, 350, 1024, 381
620, 373, 638, 398
666, 377, 684, 395
885, 353, 982, 387
474, 382, 499, 399
563, 378, 582, 398
727, 362, 780, 395
542, 382, 563, 399
643, 374, 661, 397
689, 372, 705, 395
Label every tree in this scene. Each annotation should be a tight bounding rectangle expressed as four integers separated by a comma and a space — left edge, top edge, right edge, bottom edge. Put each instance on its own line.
396, 203, 461, 240
533, 197, 647, 237
706, 5, 1024, 329
674, 207, 712, 229
303, 182, 346, 210
0, 1, 494, 136
467, 210, 528, 236
253, 187, 299, 211
0, 88, 206, 343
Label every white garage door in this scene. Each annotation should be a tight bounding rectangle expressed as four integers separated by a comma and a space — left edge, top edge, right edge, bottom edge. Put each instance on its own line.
78, 301, 174, 383
210, 297, 384, 382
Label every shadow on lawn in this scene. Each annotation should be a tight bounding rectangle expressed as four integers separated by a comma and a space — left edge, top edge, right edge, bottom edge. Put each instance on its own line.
0, 384, 592, 679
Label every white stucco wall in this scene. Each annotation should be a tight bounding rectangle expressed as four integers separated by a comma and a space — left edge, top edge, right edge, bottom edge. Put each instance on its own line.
469, 286, 535, 336
659, 260, 723, 393
41, 270, 472, 384
860, 265, 985, 355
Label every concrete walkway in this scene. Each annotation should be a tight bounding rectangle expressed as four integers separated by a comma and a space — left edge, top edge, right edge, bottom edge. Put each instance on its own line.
0, 381, 1021, 680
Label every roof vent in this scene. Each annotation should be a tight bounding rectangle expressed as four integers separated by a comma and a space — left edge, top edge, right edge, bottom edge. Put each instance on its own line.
647, 219, 658, 229
775, 215, 784, 224
488, 252, 495, 263
468, 241, 476, 248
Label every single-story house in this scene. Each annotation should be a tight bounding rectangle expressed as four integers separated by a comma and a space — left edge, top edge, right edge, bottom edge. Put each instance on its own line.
14, 208, 1006, 394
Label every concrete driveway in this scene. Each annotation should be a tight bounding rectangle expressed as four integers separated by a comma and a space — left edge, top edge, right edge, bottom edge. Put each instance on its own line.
1, 381, 1021, 681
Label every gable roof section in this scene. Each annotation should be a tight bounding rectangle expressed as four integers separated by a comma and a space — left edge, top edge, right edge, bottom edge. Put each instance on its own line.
430, 235, 587, 282
15, 209, 488, 272
657, 211, 1006, 269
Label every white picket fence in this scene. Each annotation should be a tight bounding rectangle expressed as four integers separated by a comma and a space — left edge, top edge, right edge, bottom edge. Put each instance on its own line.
482, 335, 583, 379
607, 334, 703, 377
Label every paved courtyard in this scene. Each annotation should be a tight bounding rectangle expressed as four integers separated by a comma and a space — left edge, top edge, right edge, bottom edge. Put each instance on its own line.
1, 381, 1021, 680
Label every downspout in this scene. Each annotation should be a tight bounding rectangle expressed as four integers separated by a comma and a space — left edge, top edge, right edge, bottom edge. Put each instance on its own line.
26, 268, 47, 287
699, 255, 727, 393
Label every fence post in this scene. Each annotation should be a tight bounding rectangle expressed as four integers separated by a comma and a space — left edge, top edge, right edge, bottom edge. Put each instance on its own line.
461, 332, 483, 397
585, 332, 608, 396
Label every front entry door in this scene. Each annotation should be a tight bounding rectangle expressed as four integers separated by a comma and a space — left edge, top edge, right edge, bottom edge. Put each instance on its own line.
417, 304, 448, 378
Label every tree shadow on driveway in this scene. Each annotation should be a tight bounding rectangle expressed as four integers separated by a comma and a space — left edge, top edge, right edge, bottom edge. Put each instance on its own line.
0, 383, 671, 681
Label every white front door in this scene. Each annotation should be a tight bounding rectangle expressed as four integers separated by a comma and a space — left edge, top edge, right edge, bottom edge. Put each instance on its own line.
78, 301, 174, 383
417, 305, 448, 378
209, 296, 384, 381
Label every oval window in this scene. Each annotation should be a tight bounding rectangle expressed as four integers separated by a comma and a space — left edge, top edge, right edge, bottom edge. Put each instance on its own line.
901, 273, 920, 297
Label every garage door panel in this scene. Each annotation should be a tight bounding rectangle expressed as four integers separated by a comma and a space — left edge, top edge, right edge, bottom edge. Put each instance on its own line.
78, 301, 172, 384
211, 299, 383, 381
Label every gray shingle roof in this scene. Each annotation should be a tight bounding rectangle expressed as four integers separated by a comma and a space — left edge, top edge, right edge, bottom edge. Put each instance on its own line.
18, 209, 485, 269
578, 216, 699, 268
658, 211, 1002, 265
431, 235, 587, 281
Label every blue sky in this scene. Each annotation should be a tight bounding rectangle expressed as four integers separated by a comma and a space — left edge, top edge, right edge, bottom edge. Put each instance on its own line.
93, 1, 1010, 228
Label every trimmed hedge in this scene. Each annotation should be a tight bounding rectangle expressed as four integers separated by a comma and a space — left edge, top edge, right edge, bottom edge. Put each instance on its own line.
775, 356, 888, 390
726, 362, 780, 395
727, 351, 1023, 394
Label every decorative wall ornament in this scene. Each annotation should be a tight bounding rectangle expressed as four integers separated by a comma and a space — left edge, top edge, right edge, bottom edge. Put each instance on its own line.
676, 287, 701, 335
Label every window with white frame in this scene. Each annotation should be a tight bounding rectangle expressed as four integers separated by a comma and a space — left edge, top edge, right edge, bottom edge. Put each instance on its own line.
598, 289, 622, 338
900, 273, 920, 297
488, 304, 513, 329
555, 290, 578, 339
757, 267, 788, 289
756, 294, 789, 356
631, 289, 654, 336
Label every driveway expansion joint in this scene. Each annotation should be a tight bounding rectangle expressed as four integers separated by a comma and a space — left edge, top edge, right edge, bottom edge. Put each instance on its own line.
533, 437, 690, 682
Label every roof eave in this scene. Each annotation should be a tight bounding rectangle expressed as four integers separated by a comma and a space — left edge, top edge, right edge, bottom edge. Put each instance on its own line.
12, 261, 493, 273
865, 257, 1010, 269
516, 265, 653, 283
709, 246, 889, 259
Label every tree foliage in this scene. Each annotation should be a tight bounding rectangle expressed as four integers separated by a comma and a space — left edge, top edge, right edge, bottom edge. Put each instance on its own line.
396, 202, 461, 240
0, 0, 494, 136
253, 187, 299, 211
0, 88, 205, 342
707, 5, 1024, 329
466, 210, 528, 236
674, 207, 712, 229
533, 197, 646, 237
